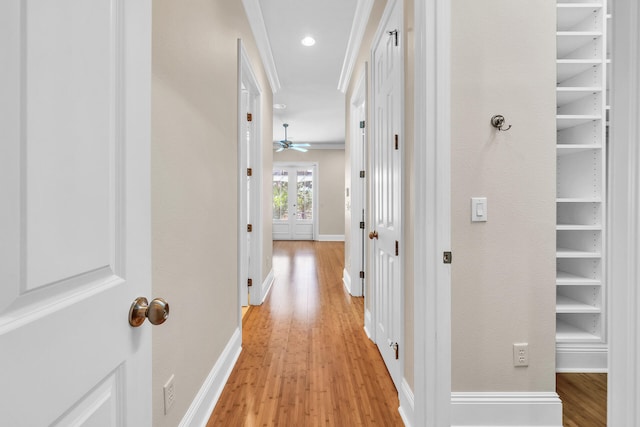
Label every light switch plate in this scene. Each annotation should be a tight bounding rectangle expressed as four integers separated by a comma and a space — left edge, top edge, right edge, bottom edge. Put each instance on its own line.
471, 197, 487, 222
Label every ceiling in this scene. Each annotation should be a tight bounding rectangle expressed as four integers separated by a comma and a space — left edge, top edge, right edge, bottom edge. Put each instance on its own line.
257, 0, 361, 149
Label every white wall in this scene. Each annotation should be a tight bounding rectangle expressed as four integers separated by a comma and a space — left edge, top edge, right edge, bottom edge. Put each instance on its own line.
450, 0, 557, 392
151, 1, 272, 425
273, 149, 346, 237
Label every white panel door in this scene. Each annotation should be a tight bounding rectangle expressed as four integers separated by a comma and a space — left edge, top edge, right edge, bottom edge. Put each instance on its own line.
371, 0, 403, 388
0, 1, 152, 425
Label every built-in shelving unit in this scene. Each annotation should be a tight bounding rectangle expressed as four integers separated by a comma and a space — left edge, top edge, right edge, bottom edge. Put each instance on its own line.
556, 0, 608, 372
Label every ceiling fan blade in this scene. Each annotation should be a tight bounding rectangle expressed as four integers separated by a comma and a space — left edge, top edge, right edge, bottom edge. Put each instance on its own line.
291, 146, 308, 152
275, 147, 285, 152
295, 143, 311, 147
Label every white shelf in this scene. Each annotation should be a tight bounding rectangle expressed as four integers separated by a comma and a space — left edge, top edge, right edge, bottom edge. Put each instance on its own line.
557, 32, 603, 58
557, 87, 602, 105
557, 197, 602, 203
557, 248, 601, 258
557, 59, 600, 82
557, 224, 602, 231
557, 144, 602, 155
557, 295, 601, 313
556, 320, 602, 342
557, 4, 603, 30
555, 0, 607, 369
557, 115, 601, 129
557, 270, 601, 286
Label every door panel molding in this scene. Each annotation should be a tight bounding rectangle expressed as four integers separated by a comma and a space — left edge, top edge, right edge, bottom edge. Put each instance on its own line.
369, 0, 403, 391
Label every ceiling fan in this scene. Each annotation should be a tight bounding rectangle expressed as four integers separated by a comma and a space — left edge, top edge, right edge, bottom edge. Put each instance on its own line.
275, 123, 310, 152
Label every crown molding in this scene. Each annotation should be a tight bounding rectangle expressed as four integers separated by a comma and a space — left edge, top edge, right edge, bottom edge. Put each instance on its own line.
241, 0, 281, 93
337, 0, 374, 93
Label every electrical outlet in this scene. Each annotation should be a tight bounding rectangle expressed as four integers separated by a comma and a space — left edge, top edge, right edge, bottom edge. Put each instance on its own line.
163, 375, 176, 414
513, 343, 529, 367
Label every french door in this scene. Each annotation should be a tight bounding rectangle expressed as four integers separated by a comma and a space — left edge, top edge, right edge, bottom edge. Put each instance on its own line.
272, 164, 317, 240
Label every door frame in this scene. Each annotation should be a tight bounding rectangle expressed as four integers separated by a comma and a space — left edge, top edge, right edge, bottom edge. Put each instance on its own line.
608, 2, 640, 425
237, 39, 263, 313
348, 70, 367, 297
368, 0, 404, 389
413, 0, 452, 426
272, 162, 319, 241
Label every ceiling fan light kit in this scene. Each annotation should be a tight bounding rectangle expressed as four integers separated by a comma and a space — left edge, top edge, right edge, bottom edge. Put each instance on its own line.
275, 123, 310, 152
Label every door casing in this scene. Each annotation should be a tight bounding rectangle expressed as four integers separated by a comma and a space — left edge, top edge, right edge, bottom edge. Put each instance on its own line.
238, 39, 263, 308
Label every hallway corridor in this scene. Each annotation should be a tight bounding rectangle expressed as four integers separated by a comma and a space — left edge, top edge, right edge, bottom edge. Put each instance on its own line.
207, 241, 403, 426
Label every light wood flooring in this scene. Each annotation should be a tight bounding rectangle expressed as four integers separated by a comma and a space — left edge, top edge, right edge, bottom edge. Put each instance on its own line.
557, 373, 607, 427
209, 241, 608, 426
207, 241, 403, 426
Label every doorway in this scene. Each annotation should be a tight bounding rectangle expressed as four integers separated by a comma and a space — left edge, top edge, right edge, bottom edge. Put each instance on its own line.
272, 163, 318, 241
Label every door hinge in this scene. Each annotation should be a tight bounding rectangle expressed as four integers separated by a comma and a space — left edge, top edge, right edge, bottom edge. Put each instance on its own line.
247, 112, 253, 122
360, 120, 366, 129
360, 221, 365, 229
359, 271, 365, 279
247, 224, 253, 232
443, 251, 452, 264
247, 167, 252, 177
395, 240, 399, 256
247, 278, 253, 287
388, 29, 399, 46
394, 134, 399, 150
360, 170, 365, 178
391, 342, 399, 359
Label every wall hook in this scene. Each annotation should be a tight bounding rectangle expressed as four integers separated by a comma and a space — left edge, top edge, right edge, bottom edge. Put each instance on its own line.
491, 115, 512, 132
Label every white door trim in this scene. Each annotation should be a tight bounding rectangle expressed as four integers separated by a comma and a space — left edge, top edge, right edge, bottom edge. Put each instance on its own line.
348, 71, 366, 297
413, 0, 452, 426
237, 39, 263, 312
608, 1, 640, 425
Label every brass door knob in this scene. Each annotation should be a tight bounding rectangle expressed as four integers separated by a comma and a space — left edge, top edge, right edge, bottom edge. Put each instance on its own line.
129, 297, 170, 327
368, 231, 378, 240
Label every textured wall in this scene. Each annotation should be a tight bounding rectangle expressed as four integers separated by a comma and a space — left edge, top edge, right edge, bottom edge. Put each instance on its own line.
151, 1, 272, 425
450, 0, 557, 391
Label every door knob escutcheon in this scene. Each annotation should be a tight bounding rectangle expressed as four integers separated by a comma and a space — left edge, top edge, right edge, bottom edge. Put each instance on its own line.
129, 297, 170, 327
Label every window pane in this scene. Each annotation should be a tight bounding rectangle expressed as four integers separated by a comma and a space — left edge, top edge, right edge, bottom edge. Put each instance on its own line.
272, 169, 288, 220
296, 169, 313, 220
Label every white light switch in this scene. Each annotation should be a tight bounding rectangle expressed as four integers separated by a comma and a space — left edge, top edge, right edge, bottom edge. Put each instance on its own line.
471, 197, 487, 222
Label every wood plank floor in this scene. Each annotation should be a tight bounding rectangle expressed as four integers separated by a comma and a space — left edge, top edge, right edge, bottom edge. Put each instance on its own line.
557, 373, 607, 427
207, 241, 403, 426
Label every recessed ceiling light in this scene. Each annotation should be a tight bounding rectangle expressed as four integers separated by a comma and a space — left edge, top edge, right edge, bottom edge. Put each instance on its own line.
273, 103, 287, 110
301, 36, 316, 47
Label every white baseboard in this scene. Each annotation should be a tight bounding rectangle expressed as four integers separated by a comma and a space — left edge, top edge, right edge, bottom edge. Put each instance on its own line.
451, 392, 562, 426
179, 328, 242, 427
342, 268, 352, 294
398, 378, 414, 427
556, 344, 608, 373
317, 234, 345, 241
258, 268, 275, 305
364, 308, 373, 341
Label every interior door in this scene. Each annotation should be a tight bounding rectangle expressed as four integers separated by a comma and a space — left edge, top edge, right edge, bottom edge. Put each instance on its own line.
0, 1, 152, 425
370, 0, 403, 388
272, 165, 315, 240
